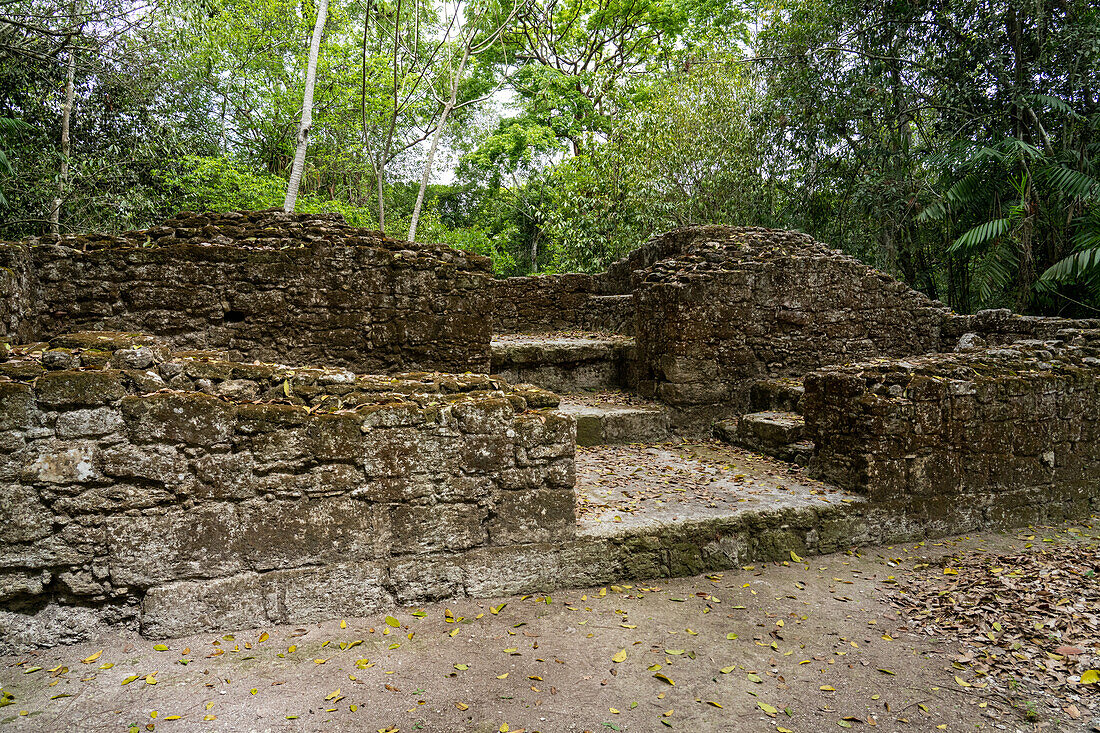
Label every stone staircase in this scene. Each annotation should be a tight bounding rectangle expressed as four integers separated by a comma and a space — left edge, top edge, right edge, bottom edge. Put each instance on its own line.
556, 397, 671, 447
714, 378, 813, 464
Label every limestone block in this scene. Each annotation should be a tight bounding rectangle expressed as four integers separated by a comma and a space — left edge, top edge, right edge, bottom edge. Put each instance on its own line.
238, 497, 379, 571
140, 572, 267, 639
27, 443, 99, 484
97, 443, 186, 483
106, 503, 244, 587
122, 392, 235, 445
193, 452, 260, 500
388, 557, 464, 603
35, 370, 125, 407
54, 484, 176, 515
389, 503, 488, 555
0, 382, 35, 430
55, 407, 123, 438
264, 563, 391, 623
489, 489, 576, 545
451, 397, 514, 435
0, 569, 50, 602
461, 544, 559, 597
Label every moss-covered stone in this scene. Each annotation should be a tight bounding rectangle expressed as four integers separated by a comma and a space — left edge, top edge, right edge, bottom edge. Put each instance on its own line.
36, 370, 125, 407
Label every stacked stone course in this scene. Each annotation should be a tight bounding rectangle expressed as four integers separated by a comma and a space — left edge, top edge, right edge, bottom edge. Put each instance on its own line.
803, 331, 1100, 530
0, 332, 574, 646
0, 209, 492, 373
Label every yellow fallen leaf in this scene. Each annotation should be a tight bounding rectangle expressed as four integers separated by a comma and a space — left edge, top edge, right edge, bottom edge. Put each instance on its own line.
497, 673, 509, 679
955, 675, 971, 687
758, 701, 778, 716
790, 550, 803, 563
325, 689, 342, 701
341, 620, 347, 629
706, 701, 723, 708
454, 664, 469, 671
121, 675, 139, 685
726, 632, 738, 640
610, 708, 620, 714
82, 650, 103, 664
455, 702, 469, 711
612, 649, 627, 663
145, 674, 157, 685
821, 685, 836, 691
259, 632, 269, 643
1080, 670, 1100, 685
164, 715, 181, 720
653, 672, 675, 686
385, 616, 401, 628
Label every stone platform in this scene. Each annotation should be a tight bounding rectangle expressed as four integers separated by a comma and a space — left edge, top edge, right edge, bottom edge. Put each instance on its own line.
490, 333, 636, 392
575, 440, 854, 531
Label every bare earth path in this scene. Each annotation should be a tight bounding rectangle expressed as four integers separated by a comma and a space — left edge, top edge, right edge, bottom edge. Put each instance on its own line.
2, 523, 1097, 733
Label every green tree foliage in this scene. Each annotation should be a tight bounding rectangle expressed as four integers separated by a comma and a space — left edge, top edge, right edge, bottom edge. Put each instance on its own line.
1, 0, 1098, 316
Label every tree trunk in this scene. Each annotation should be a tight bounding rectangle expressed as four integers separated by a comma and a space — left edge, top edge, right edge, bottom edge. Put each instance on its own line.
407, 103, 451, 242
50, 44, 76, 236
284, 0, 329, 213
408, 45, 472, 242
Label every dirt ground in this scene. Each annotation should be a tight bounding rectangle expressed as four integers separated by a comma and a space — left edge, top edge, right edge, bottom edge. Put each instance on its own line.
2, 521, 1098, 733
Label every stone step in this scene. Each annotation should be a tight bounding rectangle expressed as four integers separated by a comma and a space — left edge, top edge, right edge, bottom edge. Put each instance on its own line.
750, 378, 805, 414
714, 411, 812, 465
491, 334, 636, 393
556, 398, 671, 446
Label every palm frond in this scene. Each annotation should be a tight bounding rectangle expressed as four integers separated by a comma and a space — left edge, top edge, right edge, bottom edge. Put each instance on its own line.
1044, 165, 1100, 200
975, 238, 1019, 304
1022, 94, 1084, 121
1037, 247, 1100, 287
949, 217, 1014, 255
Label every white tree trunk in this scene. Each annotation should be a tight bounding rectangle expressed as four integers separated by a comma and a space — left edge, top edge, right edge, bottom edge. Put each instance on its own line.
407, 48, 470, 242
406, 103, 451, 242
50, 45, 76, 235
284, 0, 329, 213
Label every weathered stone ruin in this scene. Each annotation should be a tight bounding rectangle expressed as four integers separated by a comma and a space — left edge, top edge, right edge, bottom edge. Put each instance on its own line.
2, 214, 1099, 651
0, 210, 491, 373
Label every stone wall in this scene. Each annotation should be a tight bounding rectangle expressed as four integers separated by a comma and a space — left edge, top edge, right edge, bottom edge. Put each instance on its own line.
942, 308, 1100, 350
0, 332, 574, 648
803, 332, 1100, 531
632, 227, 951, 424
491, 274, 633, 334
0, 210, 493, 374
